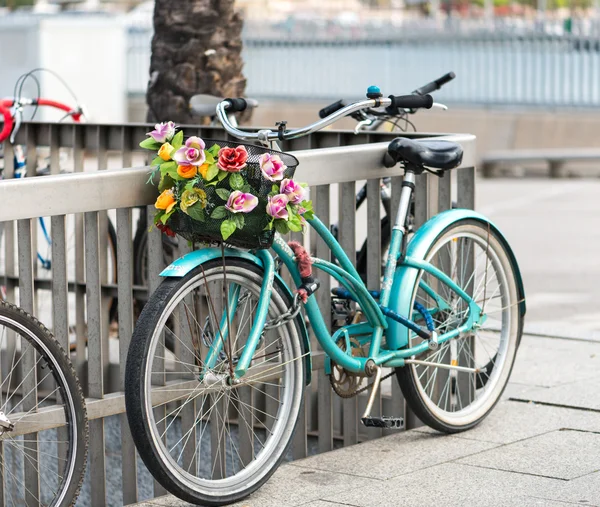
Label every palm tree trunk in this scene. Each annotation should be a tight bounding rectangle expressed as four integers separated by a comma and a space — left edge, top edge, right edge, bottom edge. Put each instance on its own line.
146, 0, 246, 124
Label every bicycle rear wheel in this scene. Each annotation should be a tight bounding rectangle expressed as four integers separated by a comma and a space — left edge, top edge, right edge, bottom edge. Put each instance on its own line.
126, 259, 306, 506
0, 300, 88, 506
396, 219, 523, 433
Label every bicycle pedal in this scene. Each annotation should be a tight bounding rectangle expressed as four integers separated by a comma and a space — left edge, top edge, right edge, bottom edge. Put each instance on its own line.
361, 416, 404, 429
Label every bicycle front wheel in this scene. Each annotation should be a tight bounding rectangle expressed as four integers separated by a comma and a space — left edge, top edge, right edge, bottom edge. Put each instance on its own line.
125, 259, 306, 506
0, 300, 88, 506
396, 219, 523, 433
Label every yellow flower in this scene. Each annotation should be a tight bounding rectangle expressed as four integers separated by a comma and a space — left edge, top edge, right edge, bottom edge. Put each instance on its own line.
177, 164, 197, 179
198, 163, 210, 180
158, 142, 174, 161
155, 189, 176, 213
181, 188, 208, 213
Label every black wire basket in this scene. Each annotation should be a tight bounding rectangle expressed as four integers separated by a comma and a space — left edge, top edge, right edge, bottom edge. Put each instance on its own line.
167, 140, 299, 250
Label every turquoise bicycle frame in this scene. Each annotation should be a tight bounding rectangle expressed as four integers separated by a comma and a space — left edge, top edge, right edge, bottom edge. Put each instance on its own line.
161, 206, 525, 381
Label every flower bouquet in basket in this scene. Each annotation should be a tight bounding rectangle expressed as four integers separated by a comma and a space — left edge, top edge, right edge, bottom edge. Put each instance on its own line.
140, 122, 314, 249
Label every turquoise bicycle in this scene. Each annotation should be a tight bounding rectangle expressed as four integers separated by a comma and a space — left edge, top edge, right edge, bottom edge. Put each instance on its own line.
125, 89, 525, 505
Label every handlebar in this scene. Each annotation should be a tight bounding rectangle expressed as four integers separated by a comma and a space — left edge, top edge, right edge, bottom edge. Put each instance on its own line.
0, 97, 83, 144
217, 94, 433, 143
318, 99, 347, 119
412, 72, 456, 97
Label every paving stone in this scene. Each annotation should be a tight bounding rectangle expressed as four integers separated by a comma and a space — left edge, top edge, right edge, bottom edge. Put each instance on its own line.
224, 463, 379, 507
289, 430, 496, 480
511, 375, 600, 411
298, 501, 361, 507
324, 462, 575, 507
458, 429, 600, 480
416, 400, 600, 444
509, 335, 600, 388
546, 470, 600, 506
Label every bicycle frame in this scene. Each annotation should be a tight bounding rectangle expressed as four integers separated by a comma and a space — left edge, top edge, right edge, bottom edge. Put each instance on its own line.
174, 169, 484, 380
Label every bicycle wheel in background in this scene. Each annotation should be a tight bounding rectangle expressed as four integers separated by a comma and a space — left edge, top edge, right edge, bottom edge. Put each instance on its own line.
126, 259, 306, 506
396, 219, 523, 433
0, 300, 88, 506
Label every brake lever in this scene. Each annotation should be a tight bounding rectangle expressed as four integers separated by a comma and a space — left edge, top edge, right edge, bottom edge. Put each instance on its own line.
354, 118, 374, 134
432, 102, 448, 111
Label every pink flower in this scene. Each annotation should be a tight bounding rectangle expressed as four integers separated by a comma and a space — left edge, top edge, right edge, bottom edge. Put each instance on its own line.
225, 191, 258, 213
266, 194, 289, 220
259, 153, 287, 181
173, 136, 206, 167
217, 146, 248, 172
280, 178, 305, 204
147, 121, 176, 143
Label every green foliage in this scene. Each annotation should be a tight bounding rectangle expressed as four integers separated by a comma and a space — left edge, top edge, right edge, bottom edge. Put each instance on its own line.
140, 137, 162, 151
158, 174, 175, 192
231, 213, 245, 229
211, 206, 227, 219
229, 173, 244, 190
274, 220, 290, 235
207, 144, 221, 157
171, 131, 184, 150
220, 219, 236, 240
216, 188, 231, 201
160, 208, 176, 224
206, 164, 219, 181
185, 202, 206, 222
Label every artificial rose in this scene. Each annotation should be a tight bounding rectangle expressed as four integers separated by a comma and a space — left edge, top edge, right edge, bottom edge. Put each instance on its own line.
158, 142, 174, 161
266, 194, 289, 220
177, 164, 197, 179
198, 163, 210, 179
180, 188, 208, 213
155, 189, 176, 213
225, 190, 258, 213
156, 222, 176, 237
280, 178, 305, 204
147, 121, 176, 144
259, 153, 287, 181
173, 136, 206, 167
217, 146, 248, 173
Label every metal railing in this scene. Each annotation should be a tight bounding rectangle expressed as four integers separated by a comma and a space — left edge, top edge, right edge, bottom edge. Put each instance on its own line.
126, 32, 600, 107
0, 123, 475, 506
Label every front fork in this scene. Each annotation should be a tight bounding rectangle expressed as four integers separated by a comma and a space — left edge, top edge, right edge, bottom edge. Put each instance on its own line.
199, 249, 275, 381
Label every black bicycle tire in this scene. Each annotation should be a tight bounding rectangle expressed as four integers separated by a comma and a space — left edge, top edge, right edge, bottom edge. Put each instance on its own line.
395, 219, 524, 434
0, 299, 88, 506
125, 258, 306, 506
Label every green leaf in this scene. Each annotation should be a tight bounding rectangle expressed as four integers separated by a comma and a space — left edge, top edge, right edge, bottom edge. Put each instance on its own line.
229, 173, 244, 190
217, 170, 229, 182
274, 220, 290, 235
185, 202, 206, 222
288, 215, 303, 232
160, 160, 177, 174
153, 210, 165, 225
158, 174, 175, 192
231, 213, 245, 229
160, 208, 176, 224
184, 180, 196, 191
211, 206, 227, 219
151, 156, 163, 167
204, 152, 215, 165
205, 164, 219, 182
241, 184, 252, 193
207, 144, 221, 157
171, 130, 184, 150
216, 188, 231, 201
271, 184, 279, 193
221, 219, 236, 240
264, 220, 274, 231
303, 209, 314, 220
140, 137, 162, 150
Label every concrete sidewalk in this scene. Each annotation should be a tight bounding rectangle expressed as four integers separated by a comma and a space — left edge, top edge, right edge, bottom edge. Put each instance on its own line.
136, 333, 600, 507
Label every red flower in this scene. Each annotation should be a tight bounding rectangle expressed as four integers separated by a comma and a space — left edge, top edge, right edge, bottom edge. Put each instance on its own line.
217, 145, 248, 172
156, 222, 176, 237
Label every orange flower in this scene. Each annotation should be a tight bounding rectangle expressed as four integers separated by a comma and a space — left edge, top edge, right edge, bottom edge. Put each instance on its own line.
177, 164, 197, 179
155, 189, 176, 213
198, 163, 210, 179
158, 142, 174, 161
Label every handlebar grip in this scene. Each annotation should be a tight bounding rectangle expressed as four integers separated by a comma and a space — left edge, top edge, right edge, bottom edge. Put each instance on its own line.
387, 94, 433, 113
318, 99, 345, 119
413, 72, 456, 96
434, 71, 456, 89
224, 98, 248, 113
0, 104, 14, 144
